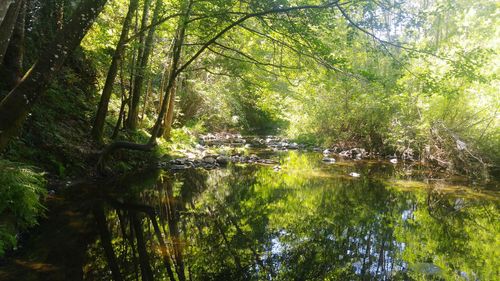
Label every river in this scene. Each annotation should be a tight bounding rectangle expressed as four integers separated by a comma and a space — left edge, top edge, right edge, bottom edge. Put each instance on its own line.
1, 150, 498, 280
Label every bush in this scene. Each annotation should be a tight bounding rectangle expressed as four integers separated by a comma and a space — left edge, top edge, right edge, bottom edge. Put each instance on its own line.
0, 160, 46, 256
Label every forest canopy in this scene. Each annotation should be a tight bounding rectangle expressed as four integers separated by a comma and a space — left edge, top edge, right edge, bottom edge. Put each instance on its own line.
0, 0, 498, 175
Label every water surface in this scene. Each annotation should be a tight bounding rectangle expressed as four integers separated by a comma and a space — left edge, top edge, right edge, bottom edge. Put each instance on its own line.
1, 151, 499, 280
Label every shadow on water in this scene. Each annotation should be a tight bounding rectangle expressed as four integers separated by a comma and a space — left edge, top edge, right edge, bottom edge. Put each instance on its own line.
1, 151, 499, 280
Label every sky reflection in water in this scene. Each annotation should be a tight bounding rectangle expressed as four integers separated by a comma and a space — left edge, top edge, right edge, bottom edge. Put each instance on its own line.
86, 151, 499, 281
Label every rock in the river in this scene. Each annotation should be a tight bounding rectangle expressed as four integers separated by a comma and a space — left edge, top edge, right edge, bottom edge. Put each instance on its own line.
339, 148, 367, 159
322, 157, 336, 163
171, 164, 190, 170
323, 149, 332, 155
171, 158, 189, 165
249, 154, 260, 161
259, 159, 277, 165
349, 172, 361, 178
216, 156, 229, 166
203, 156, 217, 165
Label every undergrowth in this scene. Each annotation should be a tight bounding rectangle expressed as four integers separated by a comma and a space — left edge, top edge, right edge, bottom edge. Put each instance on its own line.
0, 160, 46, 256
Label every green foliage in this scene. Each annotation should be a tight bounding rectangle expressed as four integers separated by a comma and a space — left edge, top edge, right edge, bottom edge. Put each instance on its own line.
0, 160, 46, 256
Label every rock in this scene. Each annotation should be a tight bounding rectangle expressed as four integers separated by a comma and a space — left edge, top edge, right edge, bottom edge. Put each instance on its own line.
273, 165, 281, 171
322, 157, 336, 163
202, 163, 218, 169
259, 159, 277, 164
171, 164, 190, 170
216, 156, 229, 166
323, 149, 332, 155
339, 150, 351, 158
171, 158, 189, 165
249, 154, 259, 160
390, 158, 398, 164
339, 148, 367, 159
349, 172, 361, 178
186, 152, 197, 159
288, 142, 299, 149
203, 157, 217, 164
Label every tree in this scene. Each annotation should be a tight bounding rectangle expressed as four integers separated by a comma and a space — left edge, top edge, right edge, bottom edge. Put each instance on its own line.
0, 0, 108, 151
0, 0, 23, 64
126, 0, 162, 130
91, 0, 139, 142
1, 0, 26, 89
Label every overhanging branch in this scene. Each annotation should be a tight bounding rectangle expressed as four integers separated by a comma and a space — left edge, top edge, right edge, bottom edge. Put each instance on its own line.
175, 1, 340, 75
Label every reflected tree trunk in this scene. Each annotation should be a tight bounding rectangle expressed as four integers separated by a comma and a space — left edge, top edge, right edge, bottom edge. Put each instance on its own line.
149, 213, 176, 281
131, 212, 154, 281
165, 179, 186, 281
93, 203, 124, 281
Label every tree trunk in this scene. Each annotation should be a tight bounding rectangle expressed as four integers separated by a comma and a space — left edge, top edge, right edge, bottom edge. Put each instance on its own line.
111, 61, 129, 139
131, 212, 154, 281
91, 0, 139, 142
1, 0, 25, 90
140, 78, 152, 121
0, 1, 13, 23
0, 0, 108, 151
126, 0, 152, 130
150, 0, 192, 142
0, 0, 22, 63
93, 203, 124, 281
164, 180, 186, 281
126, 0, 161, 131
162, 79, 177, 139
149, 213, 176, 281
55, 0, 64, 30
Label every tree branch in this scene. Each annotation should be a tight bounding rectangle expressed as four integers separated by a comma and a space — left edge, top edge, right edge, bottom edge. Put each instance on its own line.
335, 3, 450, 61
175, 1, 340, 75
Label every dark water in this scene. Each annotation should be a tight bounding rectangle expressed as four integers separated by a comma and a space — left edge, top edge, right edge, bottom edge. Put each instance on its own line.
1, 151, 499, 280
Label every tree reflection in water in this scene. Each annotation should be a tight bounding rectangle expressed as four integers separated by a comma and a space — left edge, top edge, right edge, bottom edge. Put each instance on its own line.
86, 152, 499, 281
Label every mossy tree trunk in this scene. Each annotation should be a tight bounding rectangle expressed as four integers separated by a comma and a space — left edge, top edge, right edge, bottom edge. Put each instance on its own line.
0, 0, 23, 64
1, 0, 26, 90
0, 0, 108, 151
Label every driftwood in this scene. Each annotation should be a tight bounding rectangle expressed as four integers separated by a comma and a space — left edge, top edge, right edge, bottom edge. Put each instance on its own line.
96, 140, 156, 173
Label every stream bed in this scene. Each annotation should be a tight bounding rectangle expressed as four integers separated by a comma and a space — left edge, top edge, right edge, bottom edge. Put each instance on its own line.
1, 150, 499, 280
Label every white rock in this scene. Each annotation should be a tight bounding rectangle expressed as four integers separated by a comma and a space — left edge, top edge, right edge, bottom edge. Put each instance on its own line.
349, 172, 361, 178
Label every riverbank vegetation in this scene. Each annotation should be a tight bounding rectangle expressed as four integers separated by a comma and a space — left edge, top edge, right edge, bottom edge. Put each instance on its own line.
0, 0, 498, 257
